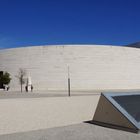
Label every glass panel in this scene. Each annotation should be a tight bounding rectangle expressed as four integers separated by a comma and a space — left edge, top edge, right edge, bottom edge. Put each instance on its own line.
113, 95, 140, 122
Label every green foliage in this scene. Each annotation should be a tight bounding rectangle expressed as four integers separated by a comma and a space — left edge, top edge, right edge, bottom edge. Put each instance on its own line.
0, 72, 11, 85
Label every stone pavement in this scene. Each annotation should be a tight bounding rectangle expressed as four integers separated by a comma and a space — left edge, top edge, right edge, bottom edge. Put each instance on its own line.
0, 90, 100, 99
0, 123, 140, 140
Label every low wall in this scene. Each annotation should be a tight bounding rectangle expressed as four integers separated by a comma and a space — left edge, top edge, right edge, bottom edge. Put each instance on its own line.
0, 95, 100, 135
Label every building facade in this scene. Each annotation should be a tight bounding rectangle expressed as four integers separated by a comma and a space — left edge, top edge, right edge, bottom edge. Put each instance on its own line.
0, 45, 140, 91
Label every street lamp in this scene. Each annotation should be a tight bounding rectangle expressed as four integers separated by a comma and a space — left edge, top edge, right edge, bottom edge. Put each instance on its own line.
68, 66, 71, 96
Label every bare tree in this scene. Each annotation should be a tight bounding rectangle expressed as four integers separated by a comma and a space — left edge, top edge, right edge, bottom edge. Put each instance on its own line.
16, 68, 26, 92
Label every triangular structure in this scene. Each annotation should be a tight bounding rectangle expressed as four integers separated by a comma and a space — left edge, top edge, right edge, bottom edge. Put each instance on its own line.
92, 92, 140, 133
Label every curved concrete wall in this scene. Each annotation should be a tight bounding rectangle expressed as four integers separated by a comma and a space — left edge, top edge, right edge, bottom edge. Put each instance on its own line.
0, 45, 140, 91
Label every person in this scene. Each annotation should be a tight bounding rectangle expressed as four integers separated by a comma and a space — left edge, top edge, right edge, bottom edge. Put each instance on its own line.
4, 84, 9, 91
31, 85, 33, 92
7, 85, 10, 91
25, 85, 28, 92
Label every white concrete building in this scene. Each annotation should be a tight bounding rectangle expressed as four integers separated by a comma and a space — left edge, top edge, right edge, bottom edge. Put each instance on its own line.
0, 45, 140, 91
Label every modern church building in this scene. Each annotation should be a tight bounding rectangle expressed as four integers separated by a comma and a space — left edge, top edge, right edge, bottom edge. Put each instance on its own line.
0, 45, 140, 91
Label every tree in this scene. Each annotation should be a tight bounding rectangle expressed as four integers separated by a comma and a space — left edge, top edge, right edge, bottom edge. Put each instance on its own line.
1, 72, 11, 85
16, 68, 26, 92
0, 72, 11, 89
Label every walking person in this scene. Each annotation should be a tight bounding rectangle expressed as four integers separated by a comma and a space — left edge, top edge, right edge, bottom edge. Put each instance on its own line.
31, 85, 33, 92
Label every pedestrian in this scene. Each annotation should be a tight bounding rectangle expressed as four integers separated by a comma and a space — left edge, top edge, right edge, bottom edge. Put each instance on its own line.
31, 85, 33, 92
25, 85, 28, 92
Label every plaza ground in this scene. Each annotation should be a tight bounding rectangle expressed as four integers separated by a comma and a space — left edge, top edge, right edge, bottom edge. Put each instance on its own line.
0, 123, 140, 140
0, 90, 139, 139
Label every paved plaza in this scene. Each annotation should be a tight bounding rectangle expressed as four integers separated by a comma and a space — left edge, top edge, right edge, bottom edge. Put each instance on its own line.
0, 123, 140, 140
0, 91, 139, 139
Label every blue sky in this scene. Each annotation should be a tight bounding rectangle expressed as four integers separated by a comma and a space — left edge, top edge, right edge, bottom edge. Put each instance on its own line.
0, 0, 140, 49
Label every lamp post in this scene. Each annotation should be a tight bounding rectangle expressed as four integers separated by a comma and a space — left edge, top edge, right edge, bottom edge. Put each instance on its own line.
68, 66, 71, 97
